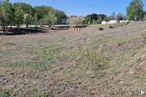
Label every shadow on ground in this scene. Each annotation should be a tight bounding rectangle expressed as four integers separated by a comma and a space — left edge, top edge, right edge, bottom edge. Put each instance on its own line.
0, 27, 48, 35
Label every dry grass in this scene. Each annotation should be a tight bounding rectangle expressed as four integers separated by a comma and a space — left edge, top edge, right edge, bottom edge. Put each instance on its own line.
0, 22, 146, 97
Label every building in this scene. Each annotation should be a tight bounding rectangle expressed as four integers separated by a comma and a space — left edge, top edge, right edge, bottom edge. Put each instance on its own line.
101, 21, 107, 24
107, 20, 118, 24
119, 20, 129, 23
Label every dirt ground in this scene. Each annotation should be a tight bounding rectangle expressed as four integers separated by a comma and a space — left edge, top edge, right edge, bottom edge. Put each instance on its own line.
1, 22, 146, 97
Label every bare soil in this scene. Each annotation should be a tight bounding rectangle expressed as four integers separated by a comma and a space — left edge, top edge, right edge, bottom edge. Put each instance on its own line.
0, 22, 146, 97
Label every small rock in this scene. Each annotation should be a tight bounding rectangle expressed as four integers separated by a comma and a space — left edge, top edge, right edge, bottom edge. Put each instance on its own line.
49, 83, 52, 86
99, 28, 104, 31
90, 90, 96, 95
57, 91, 61, 94
141, 90, 145, 95
78, 82, 82, 84
129, 70, 133, 74
91, 76, 95, 79
60, 67, 63, 70
10, 72, 14, 75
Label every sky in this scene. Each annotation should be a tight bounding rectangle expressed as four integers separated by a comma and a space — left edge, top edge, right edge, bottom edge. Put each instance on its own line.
10, 0, 146, 16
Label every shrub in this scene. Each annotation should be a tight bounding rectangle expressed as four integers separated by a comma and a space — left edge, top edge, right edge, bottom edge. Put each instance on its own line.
109, 25, 114, 29
99, 27, 104, 31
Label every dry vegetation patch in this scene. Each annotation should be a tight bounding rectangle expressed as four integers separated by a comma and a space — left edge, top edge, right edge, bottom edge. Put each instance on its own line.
0, 23, 146, 96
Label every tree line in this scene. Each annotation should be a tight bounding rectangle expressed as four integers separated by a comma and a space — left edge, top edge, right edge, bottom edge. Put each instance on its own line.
0, 0, 145, 33
75, 0, 146, 25
0, 0, 66, 33
82, 12, 127, 24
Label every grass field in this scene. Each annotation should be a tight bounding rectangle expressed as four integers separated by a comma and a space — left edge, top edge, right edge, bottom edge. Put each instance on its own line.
1, 22, 146, 97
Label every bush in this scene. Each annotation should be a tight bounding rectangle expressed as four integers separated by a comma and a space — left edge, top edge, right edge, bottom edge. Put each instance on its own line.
99, 27, 104, 31
109, 25, 114, 29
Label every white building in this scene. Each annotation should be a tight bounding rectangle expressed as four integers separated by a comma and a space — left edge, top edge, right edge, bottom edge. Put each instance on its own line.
107, 20, 118, 24
101, 21, 107, 24
119, 20, 129, 23
101, 20, 129, 25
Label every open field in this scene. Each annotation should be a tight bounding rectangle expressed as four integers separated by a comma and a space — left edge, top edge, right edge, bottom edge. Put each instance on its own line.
1, 22, 146, 97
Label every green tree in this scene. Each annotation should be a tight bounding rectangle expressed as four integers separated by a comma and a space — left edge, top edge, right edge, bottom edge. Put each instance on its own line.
55, 10, 66, 24
0, 0, 14, 32
33, 6, 64, 29
12, 2, 33, 28
104, 16, 111, 21
126, 0, 144, 21
83, 13, 107, 24
68, 16, 84, 27
24, 13, 32, 28
49, 12, 58, 27
83, 14, 98, 24
33, 11, 40, 31
34, 6, 53, 20
33, 6, 48, 30
41, 12, 57, 29
0, 1, 67, 32
13, 3, 24, 31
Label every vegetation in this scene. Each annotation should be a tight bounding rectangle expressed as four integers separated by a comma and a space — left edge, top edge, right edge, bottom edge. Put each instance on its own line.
0, 0, 66, 33
67, 16, 84, 26
0, 22, 146, 97
1, 0, 146, 96
126, 0, 144, 21
83, 12, 127, 25
0, 0, 14, 32
83, 13, 106, 24
116, 12, 127, 21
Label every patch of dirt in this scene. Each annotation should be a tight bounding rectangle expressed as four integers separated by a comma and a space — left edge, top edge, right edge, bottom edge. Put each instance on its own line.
1, 23, 146, 96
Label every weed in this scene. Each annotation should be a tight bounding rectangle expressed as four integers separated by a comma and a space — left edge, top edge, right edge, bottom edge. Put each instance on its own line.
0, 89, 11, 97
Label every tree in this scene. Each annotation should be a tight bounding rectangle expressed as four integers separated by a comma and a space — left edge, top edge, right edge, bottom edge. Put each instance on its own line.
97, 14, 106, 24
0, 0, 14, 32
55, 10, 66, 24
126, 0, 144, 21
12, 2, 33, 28
83, 13, 98, 24
0, 1, 67, 32
143, 11, 146, 20
116, 12, 126, 21
24, 13, 32, 28
33, 10, 40, 31
13, 3, 24, 31
68, 16, 84, 27
41, 13, 57, 29
33, 6, 53, 27
83, 13, 107, 24
97, 17, 102, 24
49, 13, 57, 28
110, 12, 116, 20
104, 16, 111, 21
34, 6, 65, 29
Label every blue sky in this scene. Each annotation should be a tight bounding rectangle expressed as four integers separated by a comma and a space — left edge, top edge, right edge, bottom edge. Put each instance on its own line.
10, 0, 145, 16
